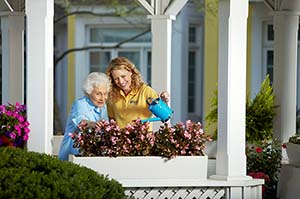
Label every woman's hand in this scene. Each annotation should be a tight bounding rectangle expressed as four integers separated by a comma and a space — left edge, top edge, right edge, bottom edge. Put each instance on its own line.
159, 91, 170, 104
79, 120, 102, 130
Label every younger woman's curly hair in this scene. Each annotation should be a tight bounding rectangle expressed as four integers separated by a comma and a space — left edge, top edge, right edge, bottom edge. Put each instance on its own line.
105, 57, 145, 102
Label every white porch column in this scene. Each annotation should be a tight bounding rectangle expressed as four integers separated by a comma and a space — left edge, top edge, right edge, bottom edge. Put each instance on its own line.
148, 15, 174, 98
0, 12, 24, 104
138, 0, 188, 100
26, 0, 54, 154
273, 12, 299, 143
210, 0, 250, 182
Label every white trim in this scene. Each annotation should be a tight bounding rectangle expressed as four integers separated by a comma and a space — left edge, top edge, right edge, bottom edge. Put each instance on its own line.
137, 0, 154, 15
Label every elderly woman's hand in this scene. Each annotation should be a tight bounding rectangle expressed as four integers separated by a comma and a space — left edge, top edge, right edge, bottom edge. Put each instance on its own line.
159, 91, 170, 104
79, 120, 102, 131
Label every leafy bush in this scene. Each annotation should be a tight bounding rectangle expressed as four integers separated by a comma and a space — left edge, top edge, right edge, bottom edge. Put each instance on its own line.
0, 147, 128, 199
246, 139, 282, 198
246, 139, 282, 185
245, 76, 276, 142
73, 119, 212, 159
205, 75, 276, 143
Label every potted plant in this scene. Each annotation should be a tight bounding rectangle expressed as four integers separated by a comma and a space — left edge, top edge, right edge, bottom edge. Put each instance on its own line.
284, 134, 300, 166
205, 75, 276, 142
70, 119, 212, 185
246, 139, 282, 198
0, 102, 30, 148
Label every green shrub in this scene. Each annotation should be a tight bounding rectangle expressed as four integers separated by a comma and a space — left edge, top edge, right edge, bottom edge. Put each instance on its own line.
205, 75, 276, 143
0, 147, 128, 199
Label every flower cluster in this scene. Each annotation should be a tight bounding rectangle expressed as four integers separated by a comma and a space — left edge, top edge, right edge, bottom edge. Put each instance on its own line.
248, 171, 270, 196
0, 102, 30, 148
72, 119, 212, 159
153, 121, 210, 158
246, 139, 282, 186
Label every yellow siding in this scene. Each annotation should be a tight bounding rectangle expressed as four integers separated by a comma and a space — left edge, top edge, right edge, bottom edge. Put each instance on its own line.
204, 0, 218, 134
67, 15, 75, 115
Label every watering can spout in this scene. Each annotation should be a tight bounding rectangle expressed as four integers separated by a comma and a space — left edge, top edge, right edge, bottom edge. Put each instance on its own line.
141, 98, 173, 123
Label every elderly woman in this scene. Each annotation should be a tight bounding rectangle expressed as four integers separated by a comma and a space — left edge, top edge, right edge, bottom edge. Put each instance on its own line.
105, 57, 169, 129
58, 72, 110, 161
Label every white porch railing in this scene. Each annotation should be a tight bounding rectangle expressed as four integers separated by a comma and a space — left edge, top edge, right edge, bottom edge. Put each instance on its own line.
124, 180, 263, 199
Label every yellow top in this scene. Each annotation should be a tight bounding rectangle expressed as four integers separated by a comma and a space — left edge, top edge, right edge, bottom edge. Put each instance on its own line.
107, 84, 158, 129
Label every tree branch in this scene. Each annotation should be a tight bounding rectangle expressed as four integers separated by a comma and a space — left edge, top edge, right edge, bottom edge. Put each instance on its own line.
54, 28, 150, 66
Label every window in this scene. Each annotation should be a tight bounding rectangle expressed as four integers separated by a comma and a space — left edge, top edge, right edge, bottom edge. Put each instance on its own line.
87, 27, 151, 80
188, 51, 196, 112
119, 51, 140, 70
187, 24, 203, 121
90, 28, 151, 43
263, 22, 300, 84
267, 24, 274, 41
266, 50, 274, 83
89, 51, 110, 73
263, 22, 274, 84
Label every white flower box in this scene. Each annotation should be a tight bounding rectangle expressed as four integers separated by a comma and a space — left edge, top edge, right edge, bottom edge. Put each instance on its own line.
70, 155, 208, 187
286, 142, 300, 167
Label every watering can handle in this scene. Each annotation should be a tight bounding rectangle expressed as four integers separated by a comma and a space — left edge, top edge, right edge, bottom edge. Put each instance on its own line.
146, 97, 159, 105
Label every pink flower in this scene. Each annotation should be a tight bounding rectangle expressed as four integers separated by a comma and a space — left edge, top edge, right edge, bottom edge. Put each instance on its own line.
126, 138, 131, 144
68, 133, 74, 138
17, 115, 25, 122
6, 111, 13, 116
23, 134, 29, 141
24, 121, 30, 127
9, 132, 16, 139
186, 120, 193, 128
24, 127, 30, 133
184, 130, 192, 139
0, 105, 6, 113
14, 125, 21, 136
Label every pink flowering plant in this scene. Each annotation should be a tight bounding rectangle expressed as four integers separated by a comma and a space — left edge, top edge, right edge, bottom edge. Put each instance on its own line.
153, 120, 211, 158
73, 119, 155, 157
0, 102, 30, 148
72, 119, 212, 159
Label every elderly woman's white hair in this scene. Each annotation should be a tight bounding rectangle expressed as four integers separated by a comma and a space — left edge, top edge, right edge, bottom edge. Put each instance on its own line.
82, 72, 110, 95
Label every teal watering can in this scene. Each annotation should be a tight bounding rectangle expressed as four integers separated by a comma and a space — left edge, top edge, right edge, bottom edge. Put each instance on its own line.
141, 98, 173, 123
